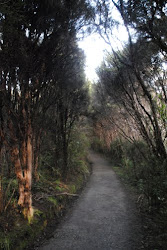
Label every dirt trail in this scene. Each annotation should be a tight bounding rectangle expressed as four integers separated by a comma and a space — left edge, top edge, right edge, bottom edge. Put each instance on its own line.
38, 151, 142, 250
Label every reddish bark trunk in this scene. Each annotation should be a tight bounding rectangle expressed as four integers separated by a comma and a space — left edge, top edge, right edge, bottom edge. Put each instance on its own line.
33, 133, 40, 181
18, 140, 26, 207
11, 146, 25, 206
11, 123, 34, 219
23, 122, 33, 218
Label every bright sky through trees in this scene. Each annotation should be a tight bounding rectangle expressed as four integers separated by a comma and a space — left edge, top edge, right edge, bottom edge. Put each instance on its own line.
78, 7, 129, 82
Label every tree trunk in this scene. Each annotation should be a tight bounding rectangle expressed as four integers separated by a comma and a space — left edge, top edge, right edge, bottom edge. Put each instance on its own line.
0, 130, 4, 213
33, 133, 40, 181
135, 71, 167, 160
23, 121, 33, 219
63, 141, 68, 180
18, 140, 26, 206
11, 123, 34, 219
0, 175, 3, 213
11, 145, 25, 206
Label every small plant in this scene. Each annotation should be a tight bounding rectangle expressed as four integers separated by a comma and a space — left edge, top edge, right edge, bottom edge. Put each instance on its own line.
47, 197, 58, 207
69, 184, 76, 194
34, 208, 43, 217
0, 237, 10, 250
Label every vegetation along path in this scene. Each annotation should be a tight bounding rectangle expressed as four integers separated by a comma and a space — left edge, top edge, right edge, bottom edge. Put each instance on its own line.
38, 152, 142, 250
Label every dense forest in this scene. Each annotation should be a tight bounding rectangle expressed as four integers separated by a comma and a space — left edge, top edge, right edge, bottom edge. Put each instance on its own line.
0, 0, 167, 249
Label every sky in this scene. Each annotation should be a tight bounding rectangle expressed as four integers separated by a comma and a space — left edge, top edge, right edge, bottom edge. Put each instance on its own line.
78, 8, 129, 82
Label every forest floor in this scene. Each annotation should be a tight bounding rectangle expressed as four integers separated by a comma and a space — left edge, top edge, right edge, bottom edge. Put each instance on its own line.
34, 151, 143, 250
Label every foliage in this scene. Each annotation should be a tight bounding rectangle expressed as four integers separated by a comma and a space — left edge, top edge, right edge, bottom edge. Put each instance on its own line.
91, 137, 106, 153
47, 197, 59, 208
109, 139, 167, 210
96, 38, 167, 159
68, 124, 90, 173
0, 236, 10, 250
109, 139, 124, 163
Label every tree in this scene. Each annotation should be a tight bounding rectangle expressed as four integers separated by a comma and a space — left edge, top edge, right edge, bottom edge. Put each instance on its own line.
96, 38, 167, 160
0, 0, 92, 219
113, 0, 167, 53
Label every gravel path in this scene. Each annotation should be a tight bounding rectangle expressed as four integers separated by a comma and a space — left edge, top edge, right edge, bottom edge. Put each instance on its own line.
39, 151, 142, 250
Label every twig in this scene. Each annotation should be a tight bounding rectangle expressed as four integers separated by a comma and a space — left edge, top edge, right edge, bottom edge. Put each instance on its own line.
4, 188, 15, 212
4, 179, 13, 205
0, 0, 11, 5
55, 192, 79, 197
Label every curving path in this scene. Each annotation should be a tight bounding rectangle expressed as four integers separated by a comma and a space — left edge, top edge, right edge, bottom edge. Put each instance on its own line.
38, 152, 142, 250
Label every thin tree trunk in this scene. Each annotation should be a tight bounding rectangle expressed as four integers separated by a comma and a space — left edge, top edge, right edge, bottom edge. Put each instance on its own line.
0, 176, 3, 213
135, 70, 167, 159
18, 139, 26, 207
11, 145, 25, 207
23, 121, 33, 219
33, 133, 40, 181
0, 138, 3, 213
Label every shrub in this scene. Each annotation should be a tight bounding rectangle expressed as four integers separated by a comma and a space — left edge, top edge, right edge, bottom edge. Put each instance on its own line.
68, 125, 90, 175
109, 139, 124, 163
91, 137, 108, 153
109, 139, 167, 210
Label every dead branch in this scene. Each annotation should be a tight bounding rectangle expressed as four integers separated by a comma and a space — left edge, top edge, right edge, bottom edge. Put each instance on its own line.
33, 192, 79, 201
55, 192, 79, 197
